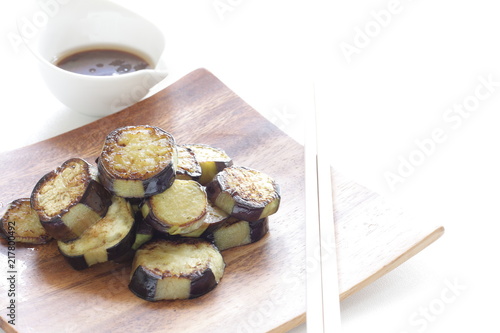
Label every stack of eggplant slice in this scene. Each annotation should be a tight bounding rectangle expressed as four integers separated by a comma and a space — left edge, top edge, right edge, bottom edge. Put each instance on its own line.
0, 125, 281, 301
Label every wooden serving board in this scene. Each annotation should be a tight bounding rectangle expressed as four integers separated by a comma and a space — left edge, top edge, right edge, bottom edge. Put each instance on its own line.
0, 68, 443, 333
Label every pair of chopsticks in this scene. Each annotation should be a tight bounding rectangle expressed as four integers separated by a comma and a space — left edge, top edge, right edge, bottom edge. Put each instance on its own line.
305, 84, 341, 331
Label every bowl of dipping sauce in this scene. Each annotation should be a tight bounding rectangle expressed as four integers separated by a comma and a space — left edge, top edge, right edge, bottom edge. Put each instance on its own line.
22, 0, 168, 117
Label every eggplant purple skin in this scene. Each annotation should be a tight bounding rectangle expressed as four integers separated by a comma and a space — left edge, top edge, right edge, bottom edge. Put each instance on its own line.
38, 221, 75, 243
31, 159, 112, 242
249, 217, 269, 243
135, 217, 154, 236
205, 180, 221, 202
230, 204, 265, 223
129, 265, 160, 301
189, 268, 218, 299
143, 164, 176, 196
127, 197, 144, 207
59, 253, 88, 271
59, 219, 136, 270
83, 179, 113, 215
107, 220, 137, 260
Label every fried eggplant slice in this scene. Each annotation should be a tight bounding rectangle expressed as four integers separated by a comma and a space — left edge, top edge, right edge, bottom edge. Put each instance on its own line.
182, 200, 229, 238
58, 196, 135, 270
211, 217, 269, 251
97, 125, 177, 198
206, 166, 280, 222
129, 238, 225, 301
31, 158, 112, 242
0, 198, 52, 244
142, 180, 207, 235
175, 145, 202, 181
183, 144, 233, 185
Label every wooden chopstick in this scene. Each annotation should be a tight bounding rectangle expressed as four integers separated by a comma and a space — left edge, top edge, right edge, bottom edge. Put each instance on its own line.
305, 84, 324, 331
305, 84, 341, 332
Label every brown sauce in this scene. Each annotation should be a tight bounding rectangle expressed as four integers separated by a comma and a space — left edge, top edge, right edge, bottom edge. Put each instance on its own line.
56, 48, 152, 76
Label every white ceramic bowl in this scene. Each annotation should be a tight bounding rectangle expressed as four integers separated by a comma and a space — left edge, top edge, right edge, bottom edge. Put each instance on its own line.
21, 0, 168, 117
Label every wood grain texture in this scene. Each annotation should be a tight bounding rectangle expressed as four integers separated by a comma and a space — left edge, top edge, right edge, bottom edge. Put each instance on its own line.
0, 68, 443, 333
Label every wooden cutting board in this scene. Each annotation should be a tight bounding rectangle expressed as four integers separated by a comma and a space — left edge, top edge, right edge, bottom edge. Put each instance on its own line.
0, 68, 443, 333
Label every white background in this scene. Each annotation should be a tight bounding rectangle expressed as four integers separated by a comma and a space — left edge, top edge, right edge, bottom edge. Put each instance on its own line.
1, 1, 500, 332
